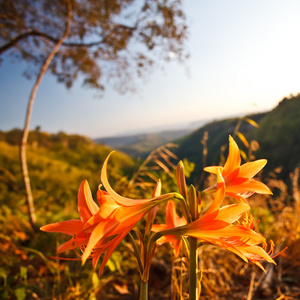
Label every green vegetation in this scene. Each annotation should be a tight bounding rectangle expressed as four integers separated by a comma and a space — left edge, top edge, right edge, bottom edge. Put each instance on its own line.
251, 95, 300, 176
0, 129, 135, 219
174, 94, 300, 185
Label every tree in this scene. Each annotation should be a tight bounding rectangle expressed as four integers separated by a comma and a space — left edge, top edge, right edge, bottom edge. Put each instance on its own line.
0, 0, 188, 227
20, 0, 72, 228
0, 0, 188, 93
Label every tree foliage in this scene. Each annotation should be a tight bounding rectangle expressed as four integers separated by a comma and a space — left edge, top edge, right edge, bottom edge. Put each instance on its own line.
0, 0, 188, 92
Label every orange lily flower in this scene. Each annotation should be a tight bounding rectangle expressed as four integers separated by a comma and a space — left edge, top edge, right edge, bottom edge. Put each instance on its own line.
152, 201, 187, 256
80, 152, 175, 275
40, 182, 168, 276
204, 135, 272, 198
81, 189, 165, 275
225, 215, 286, 272
156, 169, 275, 271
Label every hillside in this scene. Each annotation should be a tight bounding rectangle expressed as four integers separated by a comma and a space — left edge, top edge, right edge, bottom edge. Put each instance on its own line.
0, 129, 135, 216
174, 94, 300, 184
249, 95, 300, 176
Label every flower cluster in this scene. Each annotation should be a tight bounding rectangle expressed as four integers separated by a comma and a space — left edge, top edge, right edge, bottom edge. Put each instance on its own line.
41, 135, 277, 281
153, 136, 276, 272
41, 153, 173, 276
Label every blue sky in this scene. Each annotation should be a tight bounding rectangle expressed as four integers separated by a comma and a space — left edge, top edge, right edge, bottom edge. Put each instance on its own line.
1, 1, 300, 138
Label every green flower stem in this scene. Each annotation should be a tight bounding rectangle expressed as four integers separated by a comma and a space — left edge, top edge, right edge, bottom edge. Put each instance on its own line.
140, 280, 148, 300
155, 193, 190, 221
128, 232, 144, 274
189, 237, 198, 300
172, 192, 192, 223
180, 196, 192, 223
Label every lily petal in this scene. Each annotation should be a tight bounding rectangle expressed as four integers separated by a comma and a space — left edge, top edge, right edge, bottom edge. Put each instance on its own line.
184, 224, 264, 242
238, 159, 267, 179
205, 168, 225, 215
40, 220, 83, 235
97, 232, 128, 276
78, 180, 99, 223
239, 245, 276, 264
96, 190, 119, 219
57, 234, 89, 253
217, 203, 250, 223
227, 179, 272, 195
203, 166, 223, 175
101, 152, 155, 206
223, 135, 241, 177
82, 219, 117, 265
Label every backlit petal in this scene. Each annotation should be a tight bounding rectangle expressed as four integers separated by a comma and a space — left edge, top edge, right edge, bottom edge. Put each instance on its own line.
172, 238, 182, 256
166, 201, 177, 228
238, 159, 267, 179
223, 135, 241, 177
101, 152, 157, 206
204, 166, 223, 175
96, 190, 119, 218
205, 169, 225, 215
40, 220, 83, 235
82, 220, 117, 265
145, 181, 161, 235
78, 180, 99, 223
83, 213, 104, 232
226, 179, 272, 194
202, 238, 249, 263
185, 224, 263, 242
239, 245, 276, 264
57, 234, 89, 253
98, 232, 128, 277
217, 203, 250, 223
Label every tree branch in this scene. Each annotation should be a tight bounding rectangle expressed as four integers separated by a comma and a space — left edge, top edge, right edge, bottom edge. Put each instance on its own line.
0, 31, 57, 55
0, 24, 137, 55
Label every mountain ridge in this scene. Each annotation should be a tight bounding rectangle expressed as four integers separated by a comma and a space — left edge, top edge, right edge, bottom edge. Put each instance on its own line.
174, 94, 300, 184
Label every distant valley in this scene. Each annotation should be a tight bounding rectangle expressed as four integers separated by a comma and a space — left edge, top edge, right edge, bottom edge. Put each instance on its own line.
94, 129, 194, 158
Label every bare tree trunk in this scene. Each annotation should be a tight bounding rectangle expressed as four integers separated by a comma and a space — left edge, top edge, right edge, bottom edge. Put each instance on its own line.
20, 0, 72, 228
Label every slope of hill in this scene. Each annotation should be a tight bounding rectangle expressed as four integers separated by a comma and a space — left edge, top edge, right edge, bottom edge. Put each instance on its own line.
0, 129, 135, 216
249, 95, 300, 177
174, 94, 300, 184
